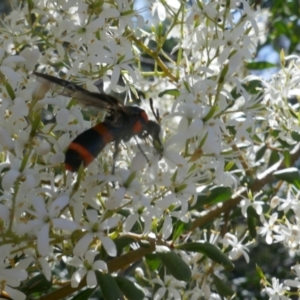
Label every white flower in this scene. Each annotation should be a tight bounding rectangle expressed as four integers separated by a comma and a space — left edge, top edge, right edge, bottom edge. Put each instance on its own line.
0, 245, 27, 300
262, 277, 290, 300
285, 264, 300, 288
17, 195, 77, 256
270, 196, 280, 209
240, 193, 264, 217
19, 46, 41, 71
73, 209, 117, 257
0, 127, 13, 150
184, 286, 205, 300
258, 213, 279, 244
101, 42, 140, 93
112, 0, 144, 32
276, 219, 300, 248
69, 250, 107, 288
222, 233, 250, 263
277, 189, 300, 214
152, 275, 186, 300
152, 2, 166, 21
151, 0, 181, 21
21, 250, 52, 282
2, 169, 20, 191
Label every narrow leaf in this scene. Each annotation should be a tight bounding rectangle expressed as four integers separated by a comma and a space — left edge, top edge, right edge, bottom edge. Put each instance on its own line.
96, 272, 122, 300
172, 220, 189, 241
255, 145, 267, 162
247, 207, 257, 239
158, 89, 180, 97
5, 82, 15, 100
291, 131, 300, 142
274, 168, 300, 189
114, 237, 135, 255
115, 276, 145, 300
246, 61, 277, 70
195, 186, 232, 208
256, 264, 266, 281
283, 150, 291, 167
157, 250, 192, 281
176, 242, 234, 270
72, 288, 96, 300
213, 274, 234, 297
146, 253, 161, 271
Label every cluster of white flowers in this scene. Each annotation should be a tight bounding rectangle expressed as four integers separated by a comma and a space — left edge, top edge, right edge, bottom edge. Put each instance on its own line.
0, 0, 299, 299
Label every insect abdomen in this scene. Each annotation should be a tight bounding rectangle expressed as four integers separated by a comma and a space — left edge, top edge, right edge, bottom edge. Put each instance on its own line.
65, 123, 114, 172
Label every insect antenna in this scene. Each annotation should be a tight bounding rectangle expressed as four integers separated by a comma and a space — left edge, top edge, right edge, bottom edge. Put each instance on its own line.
149, 98, 160, 122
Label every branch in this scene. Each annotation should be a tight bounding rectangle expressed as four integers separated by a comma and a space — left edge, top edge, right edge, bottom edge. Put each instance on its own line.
190, 143, 300, 231
39, 242, 155, 300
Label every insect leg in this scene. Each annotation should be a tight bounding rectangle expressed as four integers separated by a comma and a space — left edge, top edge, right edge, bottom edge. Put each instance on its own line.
134, 137, 150, 165
112, 140, 120, 174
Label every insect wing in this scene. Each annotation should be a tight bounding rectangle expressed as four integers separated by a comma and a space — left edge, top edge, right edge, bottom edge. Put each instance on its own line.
34, 72, 122, 113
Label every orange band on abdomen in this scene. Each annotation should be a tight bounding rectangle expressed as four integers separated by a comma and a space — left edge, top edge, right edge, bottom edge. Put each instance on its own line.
68, 142, 95, 166
133, 120, 143, 134
93, 123, 114, 144
133, 111, 148, 134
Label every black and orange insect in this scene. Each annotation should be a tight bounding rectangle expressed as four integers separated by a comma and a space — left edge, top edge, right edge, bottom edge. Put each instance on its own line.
34, 72, 163, 173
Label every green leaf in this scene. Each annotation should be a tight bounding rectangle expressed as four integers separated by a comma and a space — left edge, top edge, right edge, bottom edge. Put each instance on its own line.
273, 168, 300, 189
96, 272, 122, 300
283, 150, 291, 167
245, 61, 277, 70
255, 145, 267, 162
247, 206, 259, 219
172, 220, 190, 241
72, 288, 96, 300
158, 89, 180, 97
247, 215, 257, 239
243, 80, 263, 94
115, 276, 145, 300
5, 82, 15, 100
202, 105, 219, 122
176, 242, 234, 270
157, 249, 192, 281
291, 131, 300, 142
124, 171, 137, 188
195, 186, 232, 209
145, 253, 161, 271
253, 134, 263, 143
213, 274, 234, 297
247, 207, 257, 239
256, 264, 266, 281
224, 160, 235, 172
183, 80, 190, 92
268, 150, 280, 167
218, 63, 229, 84
273, 20, 289, 35
27, 0, 34, 10
114, 237, 135, 255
